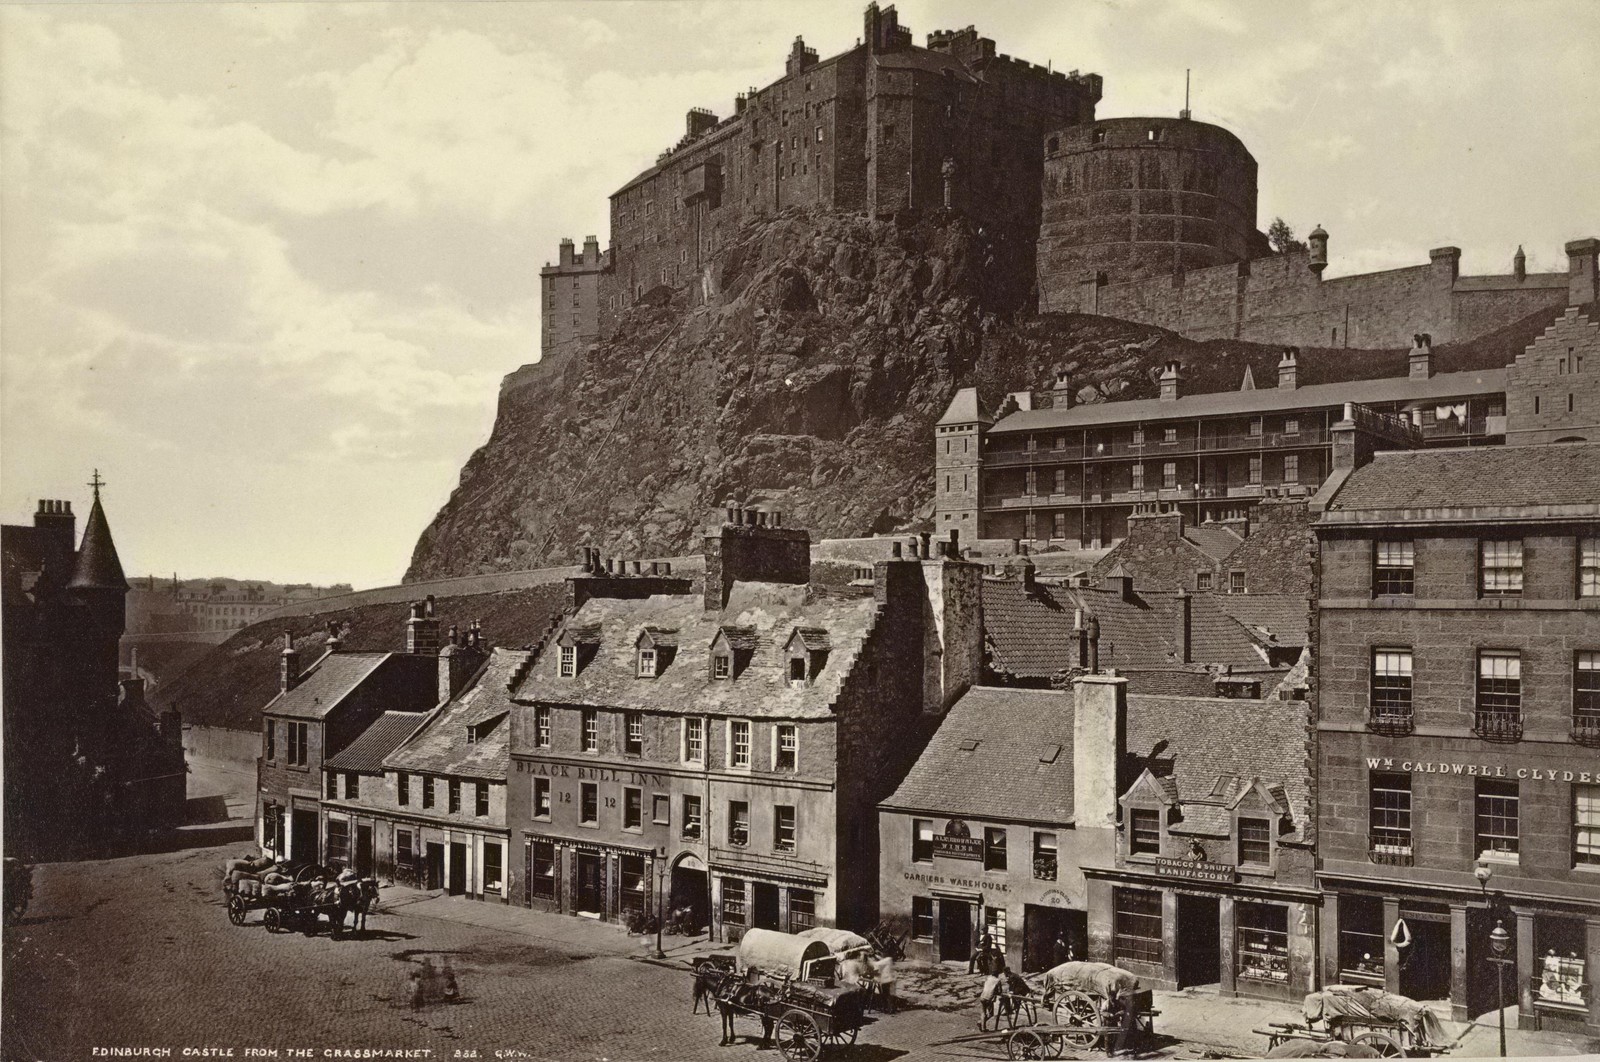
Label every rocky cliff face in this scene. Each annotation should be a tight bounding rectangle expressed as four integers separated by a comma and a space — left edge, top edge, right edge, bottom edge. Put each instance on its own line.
405, 208, 1545, 580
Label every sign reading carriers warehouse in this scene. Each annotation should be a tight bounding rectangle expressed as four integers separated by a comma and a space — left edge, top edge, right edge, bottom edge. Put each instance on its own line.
933, 818, 983, 861
1155, 857, 1237, 883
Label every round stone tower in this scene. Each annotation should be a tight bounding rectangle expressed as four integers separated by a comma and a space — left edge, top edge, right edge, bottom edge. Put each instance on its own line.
1038, 116, 1265, 298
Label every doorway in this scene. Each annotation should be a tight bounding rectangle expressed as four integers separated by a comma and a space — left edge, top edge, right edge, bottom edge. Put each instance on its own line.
1403, 911, 1454, 1005
1024, 906, 1088, 973
670, 861, 709, 931
425, 842, 445, 891
752, 883, 781, 931
940, 899, 974, 963
291, 808, 318, 866
1176, 894, 1221, 987
448, 842, 468, 896
575, 852, 605, 916
355, 824, 373, 878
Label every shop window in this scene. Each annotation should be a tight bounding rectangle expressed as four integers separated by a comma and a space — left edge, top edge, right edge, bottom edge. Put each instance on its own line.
483, 843, 503, 893
530, 841, 558, 901
775, 724, 798, 771
683, 795, 703, 839
1581, 537, 1600, 597
533, 777, 550, 820
1033, 832, 1058, 881
395, 828, 413, 877
1475, 779, 1519, 860
1370, 648, 1414, 729
1476, 650, 1523, 739
535, 706, 551, 748
1574, 785, 1600, 866
581, 783, 598, 825
1369, 772, 1412, 862
985, 906, 1008, 950
398, 772, 409, 807
625, 711, 643, 755
912, 897, 934, 940
326, 817, 350, 868
1236, 902, 1290, 984
983, 827, 1007, 871
1374, 541, 1415, 595
1337, 895, 1385, 984
1129, 808, 1161, 855
619, 855, 647, 921
475, 782, 489, 817
1534, 916, 1588, 1009
1113, 888, 1163, 966
1480, 539, 1524, 596
582, 708, 598, 752
729, 801, 750, 847
789, 889, 816, 932
1237, 817, 1272, 866
912, 819, 934, 863
624, 787, 643, 831
774, 806, 797, 852
722, 878, 747, 925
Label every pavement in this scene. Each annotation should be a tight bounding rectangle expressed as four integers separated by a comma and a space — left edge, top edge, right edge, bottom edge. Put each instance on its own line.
4, 756, 1594, 1061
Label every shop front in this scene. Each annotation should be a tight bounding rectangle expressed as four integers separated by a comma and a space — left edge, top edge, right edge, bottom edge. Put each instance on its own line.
711, 861, 831, 943
1085, 865, 1319, 1002
523, 832, 662, 925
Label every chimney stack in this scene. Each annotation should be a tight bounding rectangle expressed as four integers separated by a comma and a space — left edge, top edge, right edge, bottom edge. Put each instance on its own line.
1174, 588, 1192, 664
1159, 361, 1184, 402
406, 599, 441, 656
1408, 334, 1433, 380
280, 631, 301, 693
1277, 348, 1298, 390
326, 621, 343, 653
1513, 245, 1526, 281
1073, 673, 1128, 829
1087, 617, 1101, 673
702, 495, 811, 612
919, 531, 932, 560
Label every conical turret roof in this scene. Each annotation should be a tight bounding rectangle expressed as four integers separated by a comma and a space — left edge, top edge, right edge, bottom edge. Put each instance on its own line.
70, 491, 127, 591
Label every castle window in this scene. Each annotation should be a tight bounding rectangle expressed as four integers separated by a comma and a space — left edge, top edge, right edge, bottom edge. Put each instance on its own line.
1093, 129, 1107, 144
1147, 127, 1160, 141
816, 127, 824, 142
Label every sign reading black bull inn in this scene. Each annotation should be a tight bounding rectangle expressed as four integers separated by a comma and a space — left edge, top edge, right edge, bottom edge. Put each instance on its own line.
932, 818, 983, 861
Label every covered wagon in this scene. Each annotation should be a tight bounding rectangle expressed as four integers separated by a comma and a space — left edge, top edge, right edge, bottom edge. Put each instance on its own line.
739, 927, 838, 983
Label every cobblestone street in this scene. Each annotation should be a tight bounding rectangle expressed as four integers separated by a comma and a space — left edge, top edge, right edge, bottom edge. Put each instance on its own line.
3, 761, 1593, 1061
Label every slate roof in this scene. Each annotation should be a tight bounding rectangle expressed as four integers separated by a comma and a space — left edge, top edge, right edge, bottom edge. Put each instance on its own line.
1126, 694, 1312, 842
1183, 524, 1244, 563
937, 386, 992, 426
512, 582, 880, 720
990, 367, 1505, 433
69, 495, 128, 591
325, 711, 430, 773
1215, 595, 1309, 649
883, 687, 1076, 824
981, 578, 1080, 680
1322, 442, 1600, 517
262, 653, 390, 720
387, 649, 524, 780
1118, 669, 1223, 697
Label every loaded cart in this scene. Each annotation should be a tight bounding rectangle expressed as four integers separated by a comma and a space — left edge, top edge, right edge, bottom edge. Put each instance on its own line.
700, 928, 871, 1061
1255, 986, 1459, 1057
1036, 961, 1159, 1052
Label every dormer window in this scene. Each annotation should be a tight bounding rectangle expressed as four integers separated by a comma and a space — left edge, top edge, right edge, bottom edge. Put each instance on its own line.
710, 626, 756, 680
638, 649, 657, 677
713, 654, 731, 680
557, 624, 600, 678
636, 627, 677, 679
784, 627, 830, 687
559, 646, 576, 678
789, 658, 807, 683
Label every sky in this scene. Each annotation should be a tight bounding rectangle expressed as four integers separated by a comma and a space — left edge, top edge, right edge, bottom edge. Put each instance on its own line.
2, 1, 1596, 590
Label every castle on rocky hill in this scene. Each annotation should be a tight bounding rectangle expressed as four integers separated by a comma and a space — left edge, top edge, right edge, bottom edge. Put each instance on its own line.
541, 4, 1596, 361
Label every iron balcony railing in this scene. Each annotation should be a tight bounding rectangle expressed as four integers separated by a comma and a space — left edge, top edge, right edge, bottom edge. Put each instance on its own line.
1474, 710, 1525, 742
1367, 705, 1415, 735
1367, 841, 1415, 867
1572, 712, 1600, 746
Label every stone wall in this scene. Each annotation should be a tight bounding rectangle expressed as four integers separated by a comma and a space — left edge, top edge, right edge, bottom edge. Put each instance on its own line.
1506, 306, 1600, 445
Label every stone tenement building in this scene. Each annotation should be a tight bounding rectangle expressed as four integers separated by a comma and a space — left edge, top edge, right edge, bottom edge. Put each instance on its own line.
1311, 441, 1600, 1035
540, 235, 610, 363
546, 3, 1101, 342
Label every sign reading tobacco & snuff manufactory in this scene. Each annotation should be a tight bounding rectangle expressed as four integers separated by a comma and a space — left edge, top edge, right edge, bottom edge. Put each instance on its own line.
932, 818, 983, 860
1155, 857, 1237, 883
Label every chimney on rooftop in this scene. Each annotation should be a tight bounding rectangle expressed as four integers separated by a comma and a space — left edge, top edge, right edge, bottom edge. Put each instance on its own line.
1409, 334, 1433, 380
325, 621, 343, 654
1087, 617, 1101, 673
702, 499, 811, 612
33, 499, 76, 568
280, 631, 300, 693
1159, 361, 1184, 402
1174, 588, 1192, 664
1277, 348, 1299, 390
406, 599, 441, 656
1073, 672, 1128, 829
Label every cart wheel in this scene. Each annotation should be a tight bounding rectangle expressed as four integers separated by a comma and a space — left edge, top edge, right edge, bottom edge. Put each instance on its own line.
1054, 991, 1103, 1050
1353, 1032, 1407, 1057
263, 907, 283, 933
823, 1025, 858, 1048
776, 1009, 821, 1062
1005, 1029, 1048, 1060
227, 898, 247, 926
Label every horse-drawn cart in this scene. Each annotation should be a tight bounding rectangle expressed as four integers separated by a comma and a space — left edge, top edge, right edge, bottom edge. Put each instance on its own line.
223, 861, 353, 937
695, 929, 871, 1061
1036, 961, 1158, 1052
1255, 986, 1458, 1057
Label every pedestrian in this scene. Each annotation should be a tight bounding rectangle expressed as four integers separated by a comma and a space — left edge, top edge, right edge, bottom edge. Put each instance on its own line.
969, 929, 993, 974
1052, 932, 1072, 967
1106, 985, 1141, 1058
407, 963, 427, 1010
869, 954, 897, 1014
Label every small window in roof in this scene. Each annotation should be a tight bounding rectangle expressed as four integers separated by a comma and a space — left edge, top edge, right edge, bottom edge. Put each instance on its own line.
958, 738, 981, 752
1039, 744, 1063, 764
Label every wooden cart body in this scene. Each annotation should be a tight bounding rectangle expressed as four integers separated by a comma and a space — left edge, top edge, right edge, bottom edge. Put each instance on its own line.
712, 974, 868, 1062
1255, 986, 1457, 1057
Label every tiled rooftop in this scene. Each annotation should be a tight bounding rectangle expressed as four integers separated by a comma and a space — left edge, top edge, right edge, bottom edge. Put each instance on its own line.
263, 653, 390, 721
512, 582, 880, 719
388, 649, 525, 780
325, 711, 430, 773
1324, 442, 1600, 516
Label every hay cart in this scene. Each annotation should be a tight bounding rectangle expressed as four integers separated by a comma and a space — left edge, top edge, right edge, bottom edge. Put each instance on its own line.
1035, 961, 1159, 1053
1254, 986, 1459, 1058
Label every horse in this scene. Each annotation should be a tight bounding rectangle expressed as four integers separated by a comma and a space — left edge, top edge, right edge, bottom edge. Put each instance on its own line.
692, 963, 730, 1015
341, 878, 380, 932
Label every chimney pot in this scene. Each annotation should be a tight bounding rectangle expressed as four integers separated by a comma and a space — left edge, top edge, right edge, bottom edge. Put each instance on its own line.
772, 511, 783, 527
756, 510, 769, 527
745, 509, 759, 527
891, 541, 903, 558
632, 560, 643, 575
663, 562, 672, 575
919, 531, 932, 559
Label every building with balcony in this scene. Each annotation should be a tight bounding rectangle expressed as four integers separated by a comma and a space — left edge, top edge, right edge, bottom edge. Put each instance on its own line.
505, 509, 981, 939
1312, 441, 1600, 1034
936, 337, 1508, 550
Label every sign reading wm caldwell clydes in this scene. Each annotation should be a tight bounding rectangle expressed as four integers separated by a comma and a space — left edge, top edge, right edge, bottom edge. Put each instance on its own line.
933, 818, 983, 861
1155, 857, 1236, 883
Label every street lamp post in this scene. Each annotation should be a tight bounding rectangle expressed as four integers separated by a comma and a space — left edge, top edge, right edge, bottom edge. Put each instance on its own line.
654, 847, 668, 960
1489, 920, 1511, 1058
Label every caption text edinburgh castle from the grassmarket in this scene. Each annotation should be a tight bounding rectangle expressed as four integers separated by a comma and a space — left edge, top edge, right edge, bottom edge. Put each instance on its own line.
3, 3, 1598, 1060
